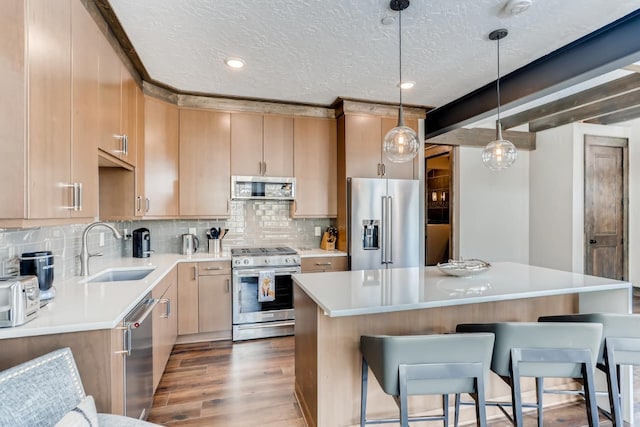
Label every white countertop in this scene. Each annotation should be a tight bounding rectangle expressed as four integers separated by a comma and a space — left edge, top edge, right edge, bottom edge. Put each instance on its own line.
292, 262, 632, 317
0, 252, 231, 340
296, 248, 347, 258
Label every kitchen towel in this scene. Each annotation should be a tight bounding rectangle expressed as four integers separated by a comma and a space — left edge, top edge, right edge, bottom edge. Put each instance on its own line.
258, 270, 276, 302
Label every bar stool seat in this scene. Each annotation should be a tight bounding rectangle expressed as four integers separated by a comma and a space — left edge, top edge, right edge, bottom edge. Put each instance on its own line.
455, 322, 603, 427
538, 313, 640, 427
360, 333, 495, 427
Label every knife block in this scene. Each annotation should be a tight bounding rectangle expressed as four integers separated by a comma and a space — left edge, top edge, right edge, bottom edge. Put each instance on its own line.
320, 231, 335, 250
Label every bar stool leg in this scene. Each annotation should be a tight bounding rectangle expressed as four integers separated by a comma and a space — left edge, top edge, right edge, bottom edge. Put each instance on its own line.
398, 365, 409, 427
581, 359, 600, 427
361, 357, 368, 427
474, 375, 488, 427
442, 394, 449, 427
536, 377, 544, 427
509, 349, 526, 427
604, 342, 623, 427
454, 393, 461, 427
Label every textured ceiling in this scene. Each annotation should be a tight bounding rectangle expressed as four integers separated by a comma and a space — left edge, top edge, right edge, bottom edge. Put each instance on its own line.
107, 0, 640, 108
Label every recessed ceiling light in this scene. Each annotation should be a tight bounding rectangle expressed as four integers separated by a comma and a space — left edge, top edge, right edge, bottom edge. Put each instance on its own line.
503, 0, 532, 16
225, 57, 245, 69
381, 15, 395, 25
398, 81, 415, 89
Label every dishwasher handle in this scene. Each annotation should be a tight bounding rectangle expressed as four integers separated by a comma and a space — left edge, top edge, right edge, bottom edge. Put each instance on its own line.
127, 298, 159, 329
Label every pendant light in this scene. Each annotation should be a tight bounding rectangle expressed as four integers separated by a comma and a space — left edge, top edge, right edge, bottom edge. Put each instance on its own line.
481, 29, 517, 171
383, 0, 419, 163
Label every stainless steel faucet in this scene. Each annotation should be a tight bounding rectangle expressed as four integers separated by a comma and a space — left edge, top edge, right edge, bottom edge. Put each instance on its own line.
80, 222, 123, 276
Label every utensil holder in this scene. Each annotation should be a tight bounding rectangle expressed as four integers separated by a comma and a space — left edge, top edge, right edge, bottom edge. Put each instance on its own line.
209, 239, 221, 255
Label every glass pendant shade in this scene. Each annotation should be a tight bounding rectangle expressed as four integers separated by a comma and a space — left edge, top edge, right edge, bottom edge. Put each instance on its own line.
481, 130, 517, 171
383, 122, 419, 163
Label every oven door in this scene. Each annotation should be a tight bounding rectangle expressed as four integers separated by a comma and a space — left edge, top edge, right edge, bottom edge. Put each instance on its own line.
232, 267, 298, 325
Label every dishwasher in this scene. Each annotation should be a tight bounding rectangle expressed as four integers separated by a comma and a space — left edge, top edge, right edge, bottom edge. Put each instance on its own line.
122, 293, 158, 420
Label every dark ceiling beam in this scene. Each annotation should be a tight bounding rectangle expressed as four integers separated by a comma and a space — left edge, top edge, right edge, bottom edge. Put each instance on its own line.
528, 89, 640, 132
500, 73, 640, 130
425, 8, 640, 139
426, 128, 536, 150
584, 104, 640, 125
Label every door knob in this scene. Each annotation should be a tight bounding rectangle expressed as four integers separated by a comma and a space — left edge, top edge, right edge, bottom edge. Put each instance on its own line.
589, 239, 597, 244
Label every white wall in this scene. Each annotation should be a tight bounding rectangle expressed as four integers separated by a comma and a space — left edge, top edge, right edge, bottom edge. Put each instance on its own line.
619, 118, 640, 288
454, 146, 529, 263
529, 125, 576, 271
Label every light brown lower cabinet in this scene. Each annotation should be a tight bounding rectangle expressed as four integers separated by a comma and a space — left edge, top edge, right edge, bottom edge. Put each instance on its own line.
177, 261, 232, 341
301, 256, 348, 273
0, 326, 126, 415
151, 266, 178, 392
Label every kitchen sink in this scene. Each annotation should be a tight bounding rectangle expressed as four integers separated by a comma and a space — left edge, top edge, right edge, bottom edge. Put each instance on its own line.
83, 266, 156, 283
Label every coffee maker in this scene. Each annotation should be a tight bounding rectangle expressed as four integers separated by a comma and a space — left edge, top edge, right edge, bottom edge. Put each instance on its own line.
19, 251, 55, 300
132, 228, 151, 258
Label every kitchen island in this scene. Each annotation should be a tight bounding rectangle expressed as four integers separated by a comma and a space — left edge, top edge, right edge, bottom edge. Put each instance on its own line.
292, 262, 633, 427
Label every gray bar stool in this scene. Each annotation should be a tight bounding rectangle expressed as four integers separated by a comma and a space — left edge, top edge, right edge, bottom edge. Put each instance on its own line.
538, 313, 640, 427
455, 322, 603, 427
360, 333, 495, 427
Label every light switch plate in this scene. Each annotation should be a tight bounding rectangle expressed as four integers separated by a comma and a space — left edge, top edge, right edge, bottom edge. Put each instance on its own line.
314, 226, 322, 237
189, 227, 196, 235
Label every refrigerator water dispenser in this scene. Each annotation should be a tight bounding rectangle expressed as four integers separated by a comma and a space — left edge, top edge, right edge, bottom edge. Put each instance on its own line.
362, 220, 380, 250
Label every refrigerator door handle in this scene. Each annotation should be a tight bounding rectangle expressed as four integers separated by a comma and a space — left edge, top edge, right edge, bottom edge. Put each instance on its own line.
381, 196, 386, 264
387, 195, 393, 264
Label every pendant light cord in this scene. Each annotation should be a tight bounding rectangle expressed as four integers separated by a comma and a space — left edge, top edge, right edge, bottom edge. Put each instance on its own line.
496, 35, 502, 140
397, 8, 405, 126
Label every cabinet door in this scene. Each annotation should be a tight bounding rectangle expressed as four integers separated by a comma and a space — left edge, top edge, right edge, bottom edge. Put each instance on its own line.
97, 34, 122, 157
293, 117, 337, 218
152, 268, 178, 391
344, 115, 381, 179
179, 109, 231, 217
144, 96, 179, 216
70, 0, 99, 219
28, 0, 72, 219
198, 274, 232, 334
177, 263, 199, 335
230, 113, 263, 176
134, 84, 145, 217
380, 117, 418, 179
263, 115, 293, 177
119, 65, 137, 166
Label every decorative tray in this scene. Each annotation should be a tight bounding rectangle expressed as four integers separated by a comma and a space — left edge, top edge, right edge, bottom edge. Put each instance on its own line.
436, 259, 491, 277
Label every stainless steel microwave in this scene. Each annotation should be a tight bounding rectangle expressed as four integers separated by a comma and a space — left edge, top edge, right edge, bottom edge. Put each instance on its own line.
231, 176, 296, 200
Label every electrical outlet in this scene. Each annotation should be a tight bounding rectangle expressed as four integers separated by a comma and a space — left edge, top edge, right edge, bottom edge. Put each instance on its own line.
314, 226, 322, 237
189, 227, 196, 235
99, 232, 105, 247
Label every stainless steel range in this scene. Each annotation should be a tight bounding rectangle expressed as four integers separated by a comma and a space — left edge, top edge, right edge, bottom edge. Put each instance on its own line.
231, 247, 300, 341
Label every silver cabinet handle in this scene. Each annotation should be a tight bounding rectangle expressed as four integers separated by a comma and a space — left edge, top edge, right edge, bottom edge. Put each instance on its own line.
381, 163, 386, 176
76, 182, 83, 212
315, 262, 332, 266
381, 196, 387, 264
145, 198, 150, 213
114, 324, 132, 356
203, 266, 223, 271
123, 134, 128, 156
193, 265, 198, 280
136, 196, 142, 213
225, 278, 230, 293
160, 298, 170, 318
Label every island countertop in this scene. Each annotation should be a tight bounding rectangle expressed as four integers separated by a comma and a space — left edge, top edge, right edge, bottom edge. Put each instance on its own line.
292, 261, 632, 317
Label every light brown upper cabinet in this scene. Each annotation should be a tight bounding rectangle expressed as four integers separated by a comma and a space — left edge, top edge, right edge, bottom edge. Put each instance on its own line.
97, 34, 136, 166
0, 0, 98, 225
231, 113, 293, 177
340, 114, 418, 180
144, 97, 179, 217
179, 108, 231, 217
292, 117, 337, 218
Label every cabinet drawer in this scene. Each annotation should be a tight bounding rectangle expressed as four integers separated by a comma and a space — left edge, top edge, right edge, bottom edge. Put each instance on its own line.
301, 256, 348, 273
198, 261, 231, 276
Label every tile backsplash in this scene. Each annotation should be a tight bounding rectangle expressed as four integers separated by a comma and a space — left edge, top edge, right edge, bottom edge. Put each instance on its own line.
0, 200, 332, 282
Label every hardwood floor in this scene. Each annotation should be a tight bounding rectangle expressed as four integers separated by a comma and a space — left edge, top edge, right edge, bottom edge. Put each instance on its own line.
149, 291, 640, 426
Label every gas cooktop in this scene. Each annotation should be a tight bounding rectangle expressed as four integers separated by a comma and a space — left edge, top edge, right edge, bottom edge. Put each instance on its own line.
231, 247, 297, 257
231, 246, 300, 268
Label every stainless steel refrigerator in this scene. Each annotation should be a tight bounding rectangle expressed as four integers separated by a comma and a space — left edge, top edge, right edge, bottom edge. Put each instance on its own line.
348, 177, 419, 270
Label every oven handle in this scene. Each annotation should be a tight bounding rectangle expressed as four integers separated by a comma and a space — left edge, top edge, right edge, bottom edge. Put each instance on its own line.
236, 320, 295, 330
234, 267, 300, 276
